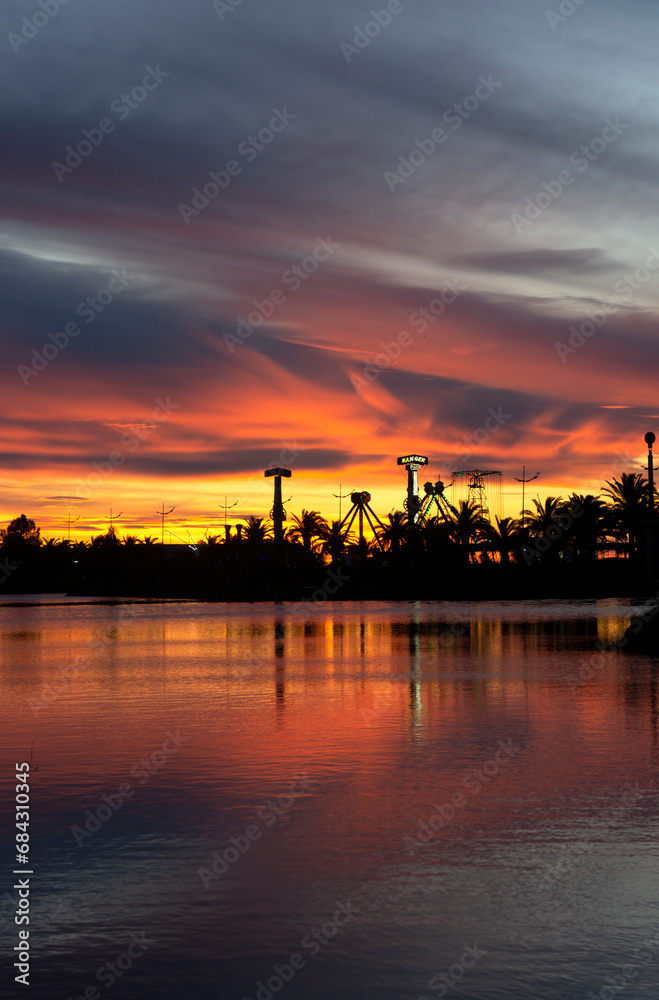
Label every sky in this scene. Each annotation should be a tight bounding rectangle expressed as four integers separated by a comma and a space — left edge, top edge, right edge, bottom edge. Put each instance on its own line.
1, 0, 658, 540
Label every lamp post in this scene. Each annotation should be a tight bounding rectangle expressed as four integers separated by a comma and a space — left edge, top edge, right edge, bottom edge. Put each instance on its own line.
65, 512, 80, 542
644, 432, 657, 585
104, 509, 123, 536
219, 496, 238, 542
645, 432, 655, 513
157, 504, 175, 545
514, 466, 540, 529
332, 485, 354, 523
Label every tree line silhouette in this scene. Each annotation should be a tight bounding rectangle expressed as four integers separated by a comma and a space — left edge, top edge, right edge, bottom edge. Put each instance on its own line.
1, 473, 655, 599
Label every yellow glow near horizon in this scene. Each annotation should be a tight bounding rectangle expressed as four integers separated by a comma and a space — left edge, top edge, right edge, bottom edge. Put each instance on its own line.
0, 473, 627, 543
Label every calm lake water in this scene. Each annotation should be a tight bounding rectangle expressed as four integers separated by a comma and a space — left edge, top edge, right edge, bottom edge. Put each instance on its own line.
1, 598, 658, 1000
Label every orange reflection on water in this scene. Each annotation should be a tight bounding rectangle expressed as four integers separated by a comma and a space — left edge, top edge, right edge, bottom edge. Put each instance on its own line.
1, 602, 655, 790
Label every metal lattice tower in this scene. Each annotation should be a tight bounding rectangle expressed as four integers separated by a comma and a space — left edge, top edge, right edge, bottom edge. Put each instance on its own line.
452, 469, 502, 520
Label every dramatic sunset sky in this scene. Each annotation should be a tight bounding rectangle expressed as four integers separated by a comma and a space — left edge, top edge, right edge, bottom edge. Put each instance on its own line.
2, 0, 658, 539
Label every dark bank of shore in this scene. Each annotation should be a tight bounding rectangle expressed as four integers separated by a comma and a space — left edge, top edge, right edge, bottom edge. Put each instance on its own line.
0, 552, 650, 603
6, 552, 659, 652
621, 603, 659, 652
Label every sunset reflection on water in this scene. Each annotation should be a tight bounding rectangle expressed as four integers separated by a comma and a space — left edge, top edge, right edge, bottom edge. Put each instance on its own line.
0, 599, 657, 1000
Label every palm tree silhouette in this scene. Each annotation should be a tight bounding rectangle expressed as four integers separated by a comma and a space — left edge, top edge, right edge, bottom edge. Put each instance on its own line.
286, 510, 327, 556
522, 496, 565, 534
521, 496, 569, 562
602, 473, 654, 560
565, 493, 611, 562
419, 515, 453, 557
90, 525, 120, 550
380, 511, 407, 555
243, 515, 273, 545
450, 500, 489, 562
202, 534, 222, 548
487, 515, 521, 565
319, 520, 355, 563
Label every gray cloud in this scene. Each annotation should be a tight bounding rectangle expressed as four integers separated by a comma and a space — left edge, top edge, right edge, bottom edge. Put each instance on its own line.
1, 0, 658, 497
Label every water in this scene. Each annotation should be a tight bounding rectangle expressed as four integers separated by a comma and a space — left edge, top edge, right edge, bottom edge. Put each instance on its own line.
1, 598, 658, 999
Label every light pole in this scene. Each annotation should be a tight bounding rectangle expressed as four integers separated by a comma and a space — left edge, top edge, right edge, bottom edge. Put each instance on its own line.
514, 466, 540, 529
645, 432, 657, 584
157, 504, 175, 545
219, 496, 238, 542
104, 509, 123, 536
645, 432, 655, 513
65, 512, 80, 542
332, 485, 354, 523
